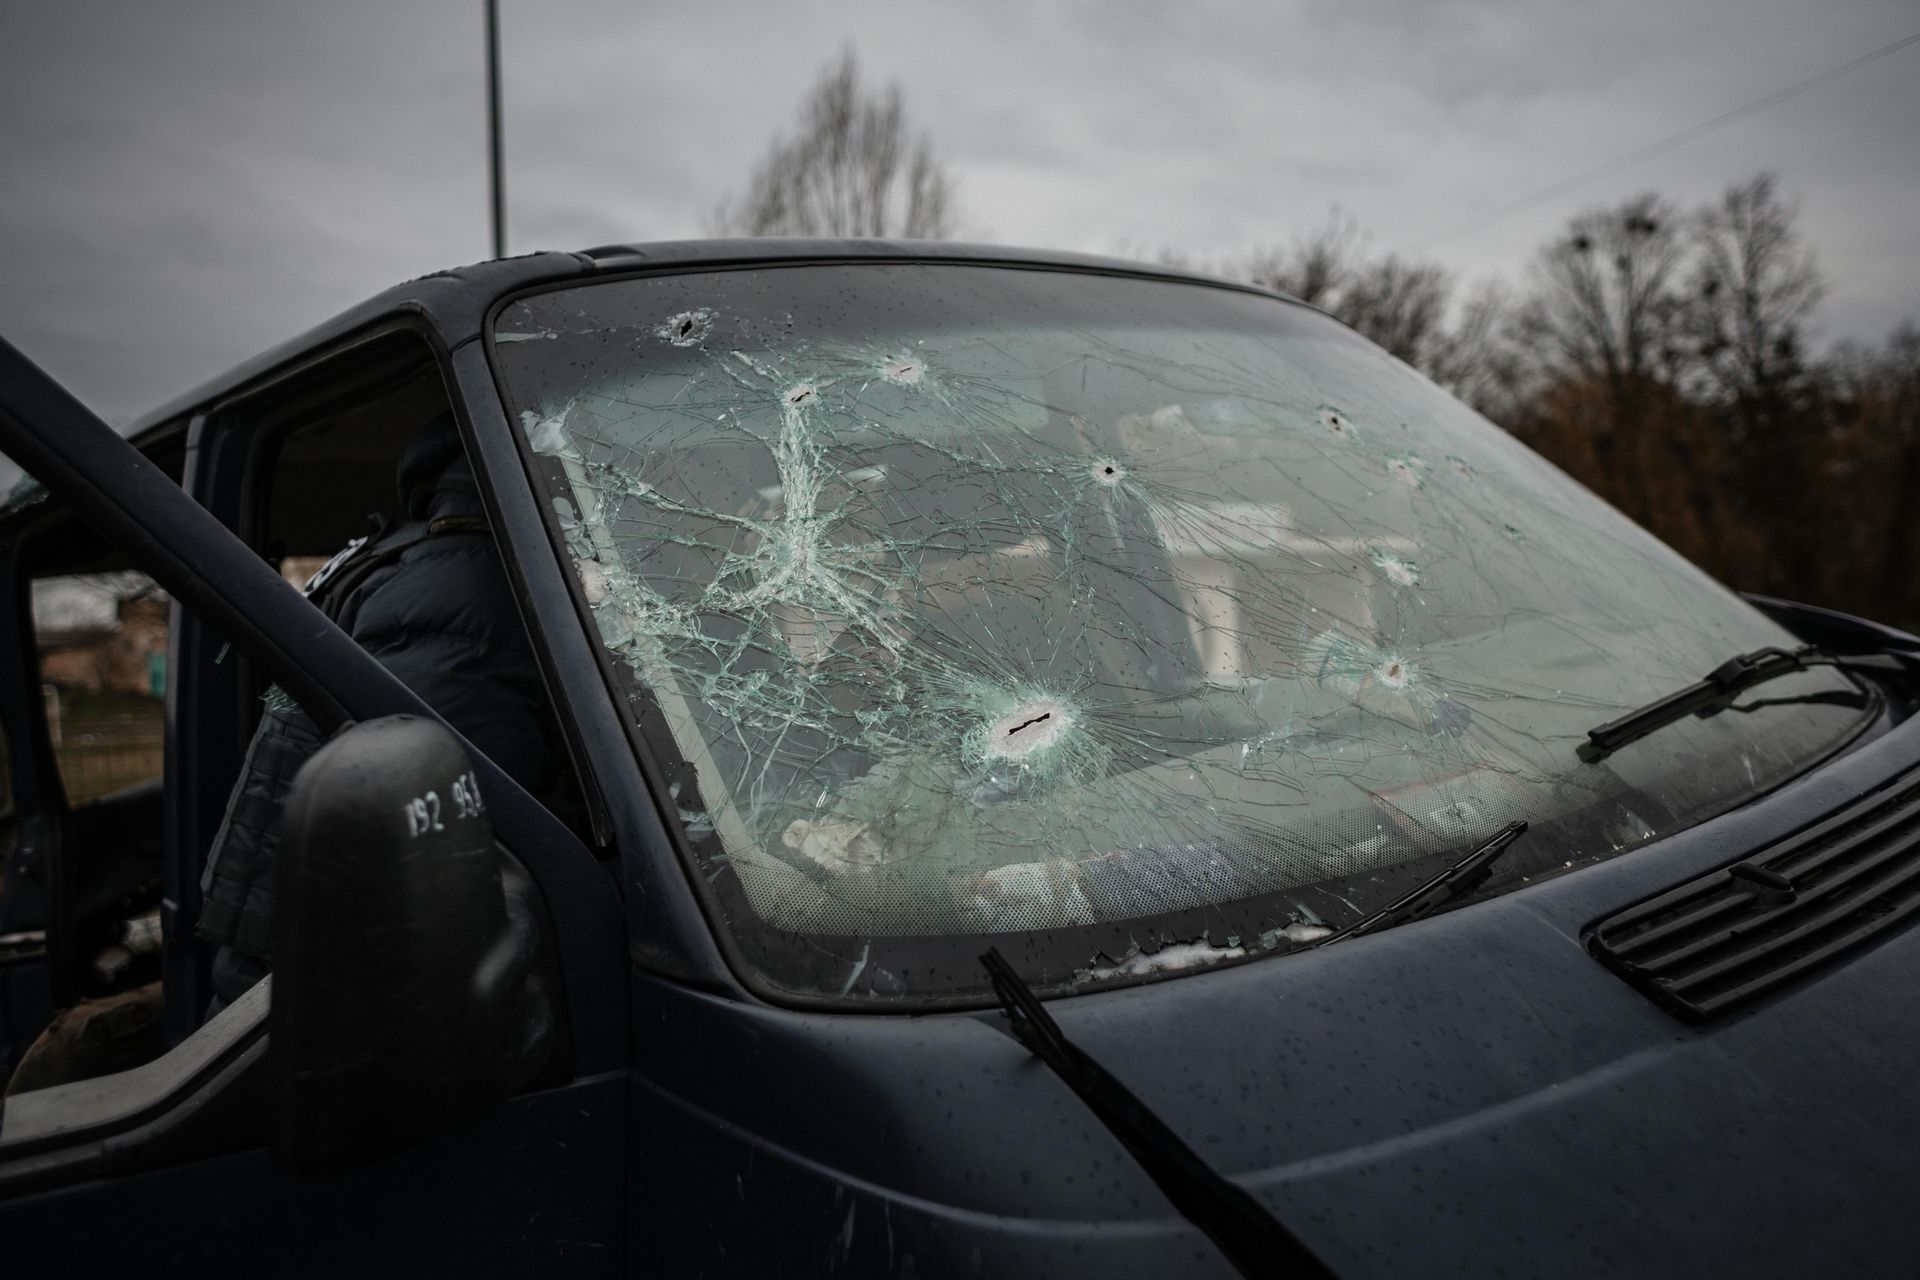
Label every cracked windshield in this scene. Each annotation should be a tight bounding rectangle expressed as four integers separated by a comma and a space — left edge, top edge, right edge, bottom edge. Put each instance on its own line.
491, 264, 1867, 1004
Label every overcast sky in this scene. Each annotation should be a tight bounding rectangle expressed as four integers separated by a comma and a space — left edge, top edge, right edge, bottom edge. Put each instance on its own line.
2, 0, 1916, 442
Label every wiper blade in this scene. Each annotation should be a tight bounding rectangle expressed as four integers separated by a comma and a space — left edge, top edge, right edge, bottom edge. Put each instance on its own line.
1317, 820, 1529, 943
980, 948, 1334, 1280
1576, 644, 1843, 764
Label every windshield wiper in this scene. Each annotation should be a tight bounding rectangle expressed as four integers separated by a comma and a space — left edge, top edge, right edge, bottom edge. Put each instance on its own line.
980, 948, 1334, 1280
1316, 820, 1529, 944
1574, 644, 1876, 764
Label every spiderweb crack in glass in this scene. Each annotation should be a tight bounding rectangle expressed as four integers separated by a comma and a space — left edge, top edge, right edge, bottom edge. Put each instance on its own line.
493, 265, 1869, 1001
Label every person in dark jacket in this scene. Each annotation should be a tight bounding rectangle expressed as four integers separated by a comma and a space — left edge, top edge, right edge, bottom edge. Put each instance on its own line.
197, 413, 569, 1011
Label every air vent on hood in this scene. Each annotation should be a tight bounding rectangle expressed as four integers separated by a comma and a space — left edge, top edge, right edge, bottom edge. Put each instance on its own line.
1588, 775, 1920, 1021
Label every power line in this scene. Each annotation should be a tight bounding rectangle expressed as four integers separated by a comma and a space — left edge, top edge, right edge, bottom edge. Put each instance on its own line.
1420, 28, 1920, 248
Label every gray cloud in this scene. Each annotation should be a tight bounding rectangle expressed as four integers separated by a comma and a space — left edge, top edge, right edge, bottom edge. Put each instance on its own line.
2, 0, 1915, 452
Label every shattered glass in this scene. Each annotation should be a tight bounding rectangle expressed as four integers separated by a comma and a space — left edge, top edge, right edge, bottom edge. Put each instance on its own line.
490, 265, 1871, 1004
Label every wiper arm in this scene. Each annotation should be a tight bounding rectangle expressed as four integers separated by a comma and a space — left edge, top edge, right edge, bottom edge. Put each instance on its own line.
1576, 644, 1842, 764
980, 948, 1334, 1280
1317, 820, 1529, 944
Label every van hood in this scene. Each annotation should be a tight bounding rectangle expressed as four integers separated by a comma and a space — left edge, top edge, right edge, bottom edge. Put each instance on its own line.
630, 715, 1920, 1277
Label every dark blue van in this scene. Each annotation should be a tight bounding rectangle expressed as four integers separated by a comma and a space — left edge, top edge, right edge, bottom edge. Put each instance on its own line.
2, 242, 1918, 1277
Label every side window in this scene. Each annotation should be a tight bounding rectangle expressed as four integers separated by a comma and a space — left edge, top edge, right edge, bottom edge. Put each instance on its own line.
31, 571, 168, 807
10, 338, 584, 1083
0, 352, 572, 1161
0, 441, 185, 1096
169, 336, 584, 1021
0, 330, 589, 1216
237, 348, 586, 840
0, 518, 281, 1108
0, 496, 321, 1103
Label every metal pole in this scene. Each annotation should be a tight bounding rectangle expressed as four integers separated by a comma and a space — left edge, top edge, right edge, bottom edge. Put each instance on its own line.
486, 0, 505, 259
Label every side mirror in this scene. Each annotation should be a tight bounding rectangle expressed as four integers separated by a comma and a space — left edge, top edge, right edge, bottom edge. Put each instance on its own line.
270, 715, 559, 1174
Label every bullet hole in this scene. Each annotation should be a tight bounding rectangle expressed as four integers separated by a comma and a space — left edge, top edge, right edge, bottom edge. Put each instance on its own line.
784, 383, 817, 407
1370, 548, 1420, 587
1318, 406, 1354, 440
881, 356, 925, 386
1375, 657, 1412, 689
1091, 459, 1126, 486
654, 308, 715, 347
1386, 453, 1426, 488
984, 698, 1072, 761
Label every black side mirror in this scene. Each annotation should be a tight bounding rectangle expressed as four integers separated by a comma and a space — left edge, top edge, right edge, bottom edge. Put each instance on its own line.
270, 715, 559, 1174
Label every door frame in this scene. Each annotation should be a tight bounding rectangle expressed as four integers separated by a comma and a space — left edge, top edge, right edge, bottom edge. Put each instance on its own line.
0, 330, 629, 1094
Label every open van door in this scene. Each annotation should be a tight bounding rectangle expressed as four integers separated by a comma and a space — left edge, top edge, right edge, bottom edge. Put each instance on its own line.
0, 337, 628, 1273
0, 450, 181, 1087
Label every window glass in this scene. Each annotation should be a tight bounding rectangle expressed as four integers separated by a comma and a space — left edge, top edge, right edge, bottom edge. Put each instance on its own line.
32, 572, 168, 806
492, 265, 1871, 1005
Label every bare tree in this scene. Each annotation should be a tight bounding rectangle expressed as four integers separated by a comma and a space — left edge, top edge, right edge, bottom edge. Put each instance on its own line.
715, 49, 956, 239
1234, 210, 1360, 307
1676, 177, 1828, 586
1231, 214, 1449, 362
1823, 324, 1920, 607
1502, 195, 1724, 563
1426, 281, 1532, 423
1338, 256, 1454, 367
1520, 193, 1688, 393
1230, 214, 1527, 409
1684, 174, 1824, 410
